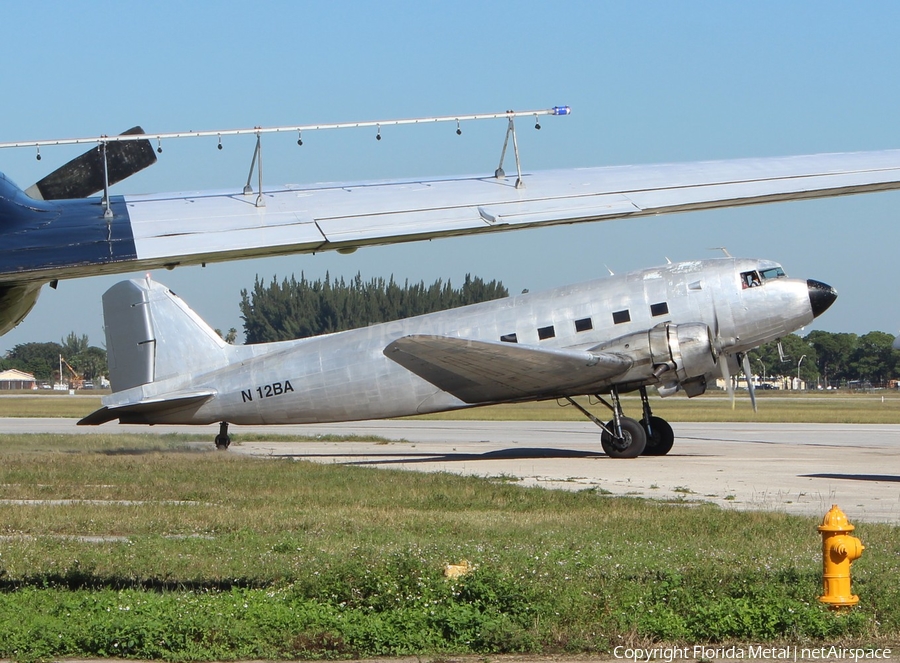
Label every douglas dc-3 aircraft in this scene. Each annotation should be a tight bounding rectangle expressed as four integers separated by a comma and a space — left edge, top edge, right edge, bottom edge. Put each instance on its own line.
1, 106, 900, 335
79, 256, 837, 457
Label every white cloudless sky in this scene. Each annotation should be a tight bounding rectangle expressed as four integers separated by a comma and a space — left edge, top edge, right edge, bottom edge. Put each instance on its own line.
1, 1, 899, 352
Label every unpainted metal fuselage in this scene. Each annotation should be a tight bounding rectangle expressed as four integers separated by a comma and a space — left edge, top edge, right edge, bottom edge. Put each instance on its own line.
93, 257, 833, 426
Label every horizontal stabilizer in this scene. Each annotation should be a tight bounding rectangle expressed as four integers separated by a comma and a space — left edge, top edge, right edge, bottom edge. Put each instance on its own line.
384, 335, 631, 403
26, 126, 157, 200
78, 392, 214, 426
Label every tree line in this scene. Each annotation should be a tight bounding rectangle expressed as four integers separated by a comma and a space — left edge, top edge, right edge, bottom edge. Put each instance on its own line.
749, 330, 899, 388
239, 272, 509, 344
0, 333, 107, 384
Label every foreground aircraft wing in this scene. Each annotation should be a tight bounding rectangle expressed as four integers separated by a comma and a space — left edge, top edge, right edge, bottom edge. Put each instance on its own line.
6, 148, 900, 289
107, 148, 900, 273
4, 105, 900, 335
384, 335, 631, 403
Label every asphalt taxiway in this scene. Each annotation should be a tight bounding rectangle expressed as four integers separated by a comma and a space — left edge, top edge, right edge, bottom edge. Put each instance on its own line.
3, 418, 899, 523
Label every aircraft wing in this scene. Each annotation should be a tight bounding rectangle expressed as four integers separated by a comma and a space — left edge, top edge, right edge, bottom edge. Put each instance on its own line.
3, 143, 900, 337
384, 334, 631, 403
113, 148, 900, 273
6, 148, 900, 287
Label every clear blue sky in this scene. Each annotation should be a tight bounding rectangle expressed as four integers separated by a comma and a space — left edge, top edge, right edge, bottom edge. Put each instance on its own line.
1, 1, 899, 353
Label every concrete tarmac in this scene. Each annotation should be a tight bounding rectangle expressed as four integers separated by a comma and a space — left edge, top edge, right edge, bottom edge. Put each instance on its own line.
3, 418, 899, 523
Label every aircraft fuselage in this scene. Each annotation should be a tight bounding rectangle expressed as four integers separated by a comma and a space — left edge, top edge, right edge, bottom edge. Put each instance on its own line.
94, 257, 833, 427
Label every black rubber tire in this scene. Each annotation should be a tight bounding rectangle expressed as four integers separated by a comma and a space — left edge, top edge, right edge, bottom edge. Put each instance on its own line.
214, 434, 231, 450
641, 416, 675, 456
601, 417, 647, 458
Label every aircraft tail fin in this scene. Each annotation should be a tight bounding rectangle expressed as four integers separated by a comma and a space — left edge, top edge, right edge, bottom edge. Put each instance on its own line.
103, 278, 230, 393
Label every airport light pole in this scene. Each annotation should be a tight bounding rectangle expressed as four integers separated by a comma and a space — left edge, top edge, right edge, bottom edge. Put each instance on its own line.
797, 354, 807, 390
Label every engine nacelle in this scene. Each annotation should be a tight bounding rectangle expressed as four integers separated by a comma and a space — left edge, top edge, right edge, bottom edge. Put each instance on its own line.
591, 322, 717, 388
0, 282, 42, 337
658, 322, 718, 382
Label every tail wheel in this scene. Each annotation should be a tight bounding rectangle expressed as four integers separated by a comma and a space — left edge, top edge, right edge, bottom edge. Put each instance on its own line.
601, 417, 647, 459
641, 416, 674, 456
215, 421, 231, 450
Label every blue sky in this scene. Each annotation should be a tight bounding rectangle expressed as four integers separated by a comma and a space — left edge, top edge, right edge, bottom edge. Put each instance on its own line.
1, 1, 899, 352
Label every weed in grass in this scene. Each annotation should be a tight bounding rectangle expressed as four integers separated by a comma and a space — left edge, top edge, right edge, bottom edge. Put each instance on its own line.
486, 474, 521, 483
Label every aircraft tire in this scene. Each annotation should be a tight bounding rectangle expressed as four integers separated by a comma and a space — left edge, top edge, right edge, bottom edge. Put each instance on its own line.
640, 416, 675, 456
214, 434, 231, 450
601, 417, 646, 459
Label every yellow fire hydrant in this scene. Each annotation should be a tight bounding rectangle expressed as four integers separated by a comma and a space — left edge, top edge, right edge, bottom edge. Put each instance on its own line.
818, 504, 864, 607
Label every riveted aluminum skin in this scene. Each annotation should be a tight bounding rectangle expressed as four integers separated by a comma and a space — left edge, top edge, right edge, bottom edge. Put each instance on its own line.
80, 257, 835, 428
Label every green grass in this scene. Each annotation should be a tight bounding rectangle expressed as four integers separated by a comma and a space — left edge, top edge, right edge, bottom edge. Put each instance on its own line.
413, 392, 900, 424
0, 394, 104, 419
0, 434, 898, 660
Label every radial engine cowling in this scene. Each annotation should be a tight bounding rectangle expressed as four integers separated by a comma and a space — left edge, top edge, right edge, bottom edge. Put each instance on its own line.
653, 322, 718, 382
592, 322, 717, 385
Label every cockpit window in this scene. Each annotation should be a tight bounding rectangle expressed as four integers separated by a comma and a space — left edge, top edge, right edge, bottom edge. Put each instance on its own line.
760, 267, 786, 280
740, 271, 762, 288
741, 266, 786, 289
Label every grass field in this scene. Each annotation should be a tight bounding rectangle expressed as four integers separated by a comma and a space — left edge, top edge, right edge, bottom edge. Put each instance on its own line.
0, 433, 898, 660
3, 389, 900, 423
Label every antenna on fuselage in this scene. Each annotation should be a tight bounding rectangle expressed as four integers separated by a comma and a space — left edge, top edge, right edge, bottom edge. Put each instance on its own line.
709, 247, 732, 257
605, 265, 615, 276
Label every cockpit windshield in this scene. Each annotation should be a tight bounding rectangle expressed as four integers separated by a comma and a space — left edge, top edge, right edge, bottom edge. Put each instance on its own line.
760, 266, 786, 280
740, 265, 786, 289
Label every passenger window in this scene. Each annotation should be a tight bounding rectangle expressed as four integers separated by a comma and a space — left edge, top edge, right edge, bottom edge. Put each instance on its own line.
538, 325, 555, 340
612, 310, 631, 325
575, 317, 593, 332
650, 302, 669, 317
500, 333, 518, 343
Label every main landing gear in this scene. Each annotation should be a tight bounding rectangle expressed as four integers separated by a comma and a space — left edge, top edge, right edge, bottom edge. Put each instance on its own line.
564, 386, 675, 458
215, 421, 231, 450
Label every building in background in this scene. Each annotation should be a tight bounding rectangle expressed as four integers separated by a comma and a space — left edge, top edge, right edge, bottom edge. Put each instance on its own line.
0, 369, 36, 390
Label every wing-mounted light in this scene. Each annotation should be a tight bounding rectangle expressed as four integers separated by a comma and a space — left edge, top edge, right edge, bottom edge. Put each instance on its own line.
24, 127, 157, 201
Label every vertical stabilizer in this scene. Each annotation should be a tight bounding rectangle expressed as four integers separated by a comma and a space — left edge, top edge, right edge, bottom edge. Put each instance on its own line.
103, 278, 229, 392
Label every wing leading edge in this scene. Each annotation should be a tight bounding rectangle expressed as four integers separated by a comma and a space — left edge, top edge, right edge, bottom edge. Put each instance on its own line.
117, 148, 900, 273
384, 335, 631, 403
4, 149, 900, 286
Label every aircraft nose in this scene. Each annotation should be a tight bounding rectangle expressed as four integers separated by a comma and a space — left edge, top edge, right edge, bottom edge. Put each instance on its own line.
807, 279, 837, 318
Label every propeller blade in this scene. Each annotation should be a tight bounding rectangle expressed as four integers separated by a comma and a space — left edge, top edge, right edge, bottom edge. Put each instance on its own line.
720, 352, 735, 408
711, 298, 736, 407
741, 353, 758, 412
25, 126, 157, 200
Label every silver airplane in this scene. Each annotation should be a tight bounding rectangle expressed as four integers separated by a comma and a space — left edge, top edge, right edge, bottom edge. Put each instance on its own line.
0, 107, 896, 336
79, 257, 837, 458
